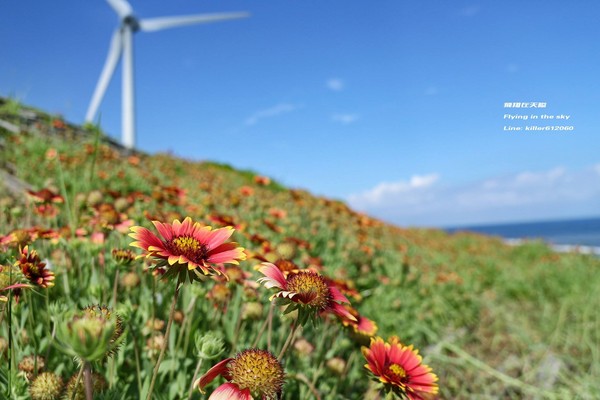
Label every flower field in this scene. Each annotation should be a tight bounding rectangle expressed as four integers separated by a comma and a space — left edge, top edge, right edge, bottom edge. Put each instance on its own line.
1, 98, 599, 399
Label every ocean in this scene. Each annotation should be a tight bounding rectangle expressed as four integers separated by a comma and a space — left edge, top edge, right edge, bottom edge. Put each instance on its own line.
445, 216, 600, 253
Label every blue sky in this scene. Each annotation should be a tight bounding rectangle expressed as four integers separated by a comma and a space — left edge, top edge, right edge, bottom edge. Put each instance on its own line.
2, 1, 599, 227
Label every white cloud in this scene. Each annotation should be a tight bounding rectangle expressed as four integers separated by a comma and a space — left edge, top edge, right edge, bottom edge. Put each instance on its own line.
332, 113, 359, 124
245, 103, 298, 126
326, 78, 344, 91
348, 174, 439, 207
347, 165, 600, 226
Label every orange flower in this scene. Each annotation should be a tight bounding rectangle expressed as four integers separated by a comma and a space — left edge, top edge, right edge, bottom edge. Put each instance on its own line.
129, 217, 245, 281
257, 262, 356, 323
15, 246, 55, 288
26, 188, 64, 204
362, 336, 438, 399
254, 175, 271, 185
239, 186, 254, 196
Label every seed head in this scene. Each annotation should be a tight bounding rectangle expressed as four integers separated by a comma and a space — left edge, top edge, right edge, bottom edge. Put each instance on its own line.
29, 372, 63, 400
228, 349, 285, 399
19, 355, 45, 380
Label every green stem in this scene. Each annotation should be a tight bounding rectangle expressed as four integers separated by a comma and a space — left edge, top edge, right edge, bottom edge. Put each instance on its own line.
70, 364, 84, 400
6, 283, 13, 398
252, 302, 274, 348
277, 318, 299, 360
168, 290, 196, 384
267, 302, 274, 351
44, 319, 57, 371
186, 358, 203, 400
25, 291, 40, 351
83, 361, 93, 400
111, 269, 119, 307
182, 297, 198, 356
230, 294, 245, 352
174, 295, 197, 364
146, 276, 183, 400
131, 322, 143, 395
311, 323, 334, 388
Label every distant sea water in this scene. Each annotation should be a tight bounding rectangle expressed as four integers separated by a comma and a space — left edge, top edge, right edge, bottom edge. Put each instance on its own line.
445, 216, 600, 254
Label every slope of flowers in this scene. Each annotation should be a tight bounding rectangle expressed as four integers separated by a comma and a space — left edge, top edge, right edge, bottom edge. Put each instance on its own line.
1, 99, 598, 399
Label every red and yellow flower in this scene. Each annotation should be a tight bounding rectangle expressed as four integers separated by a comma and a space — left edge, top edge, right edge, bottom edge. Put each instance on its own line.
196, 349, 285, 399
129, 217, 245, 281
257, 262, 356, 323
339, 305, 378, 339
26, 188, 64, 217
362, 336, 438, 399
15, 246, 55, 288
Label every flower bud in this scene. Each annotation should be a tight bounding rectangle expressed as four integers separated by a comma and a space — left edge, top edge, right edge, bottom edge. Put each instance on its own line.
241, 302, 263, 321
326, 357, 346, 376
120, 271, 140, 289
56, 305, 124, 362
195, 331, 225, 360
293, 338, 314, 356
86, 190, 104, 207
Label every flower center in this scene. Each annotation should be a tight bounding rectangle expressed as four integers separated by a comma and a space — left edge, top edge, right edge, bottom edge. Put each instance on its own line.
168, 236, 208, 263
26, 263, 40, 275
229, 349, 284, 398
387, 363, 407, 381
286, 272, 330, 309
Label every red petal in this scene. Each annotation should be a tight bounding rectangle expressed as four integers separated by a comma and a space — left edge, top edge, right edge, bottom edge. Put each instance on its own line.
206, 227, 235, 250
179, 217, 195, 236
208, 383, 252, 400
191, 225, 214, 244
196, 358, 233, 392
367, 337, 388, 375
152, 221, 174, 241
207, 243, 245, 264
329, 285, 350, 304
171, 218, 184, 236
330, 302, 357, 322
129, 227, 164, 250
257, 263, 287, 289
356, 316, 378, 336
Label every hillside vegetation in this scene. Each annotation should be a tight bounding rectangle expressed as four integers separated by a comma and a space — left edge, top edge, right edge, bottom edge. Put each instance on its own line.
1, 97, 598, 399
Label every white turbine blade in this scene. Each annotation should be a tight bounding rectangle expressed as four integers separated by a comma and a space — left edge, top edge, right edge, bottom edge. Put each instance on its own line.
121, 25, 135, 149
139, 12, 249, 32
86, 29, 123, 123
106, 0, 133, 18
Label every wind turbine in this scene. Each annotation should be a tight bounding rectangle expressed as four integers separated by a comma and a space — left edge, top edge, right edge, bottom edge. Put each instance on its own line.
85, 0, 249, 149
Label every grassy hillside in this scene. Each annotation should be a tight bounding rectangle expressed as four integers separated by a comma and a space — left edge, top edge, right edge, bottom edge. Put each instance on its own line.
1, 97, 599, 399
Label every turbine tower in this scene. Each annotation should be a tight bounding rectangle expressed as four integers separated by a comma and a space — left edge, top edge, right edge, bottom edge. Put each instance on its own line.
86, 0, 249, 149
